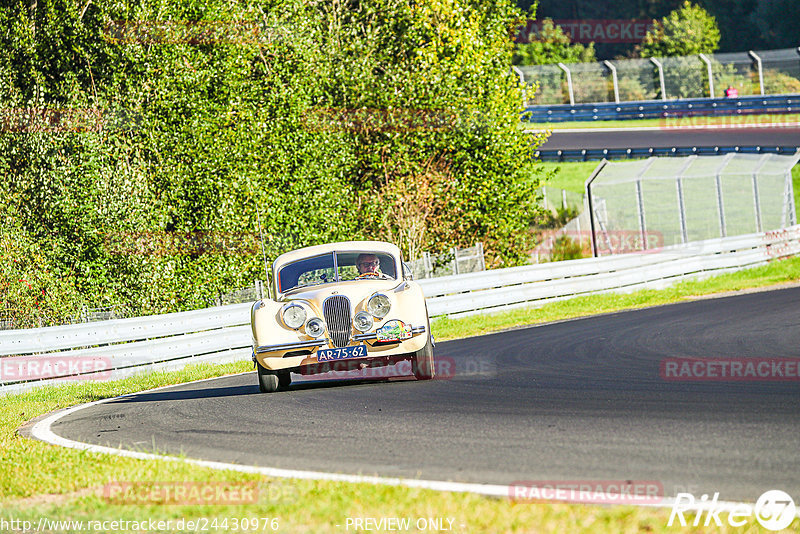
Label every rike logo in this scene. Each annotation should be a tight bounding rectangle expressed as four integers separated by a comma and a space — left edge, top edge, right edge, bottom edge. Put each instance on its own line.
669, 490, 797, 530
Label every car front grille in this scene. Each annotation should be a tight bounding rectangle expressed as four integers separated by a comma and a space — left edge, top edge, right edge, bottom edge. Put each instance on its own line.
323, 295, 352, 348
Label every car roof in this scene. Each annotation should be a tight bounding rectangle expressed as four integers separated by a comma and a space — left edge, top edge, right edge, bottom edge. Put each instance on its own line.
272, 240, 402, 270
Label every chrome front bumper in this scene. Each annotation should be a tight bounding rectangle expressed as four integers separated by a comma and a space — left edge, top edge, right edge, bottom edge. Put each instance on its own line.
254, 325, 426, 356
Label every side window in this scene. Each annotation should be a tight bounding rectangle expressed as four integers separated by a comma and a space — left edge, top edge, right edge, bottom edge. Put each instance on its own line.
402, 262, 414, 280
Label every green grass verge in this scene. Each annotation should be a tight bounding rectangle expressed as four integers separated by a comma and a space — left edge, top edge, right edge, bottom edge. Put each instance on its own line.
524, 113, 800, 130
3, 257, 800, 532
538, 161, 600, 194
0, 364, 707, 533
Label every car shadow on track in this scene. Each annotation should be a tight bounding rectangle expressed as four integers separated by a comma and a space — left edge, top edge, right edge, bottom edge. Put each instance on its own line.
104, 374, 417, 404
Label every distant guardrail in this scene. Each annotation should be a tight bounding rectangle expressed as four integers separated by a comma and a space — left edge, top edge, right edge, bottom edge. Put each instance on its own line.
418, 226, 800, 317
523, 94, 800, 123
535, 145, 800, 162
2, 226, 798, 395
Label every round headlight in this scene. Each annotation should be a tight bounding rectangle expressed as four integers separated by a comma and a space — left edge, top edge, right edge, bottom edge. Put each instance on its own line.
282, 304, 307, 329
354, 311, 373, 332
367, 294, 391, 319
305, 317, 325, 338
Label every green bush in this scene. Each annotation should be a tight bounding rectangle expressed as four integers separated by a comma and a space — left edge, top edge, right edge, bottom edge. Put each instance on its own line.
0, 0, 546, 325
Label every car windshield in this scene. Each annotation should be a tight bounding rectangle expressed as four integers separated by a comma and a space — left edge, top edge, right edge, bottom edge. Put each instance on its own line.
278, 251, 397, 292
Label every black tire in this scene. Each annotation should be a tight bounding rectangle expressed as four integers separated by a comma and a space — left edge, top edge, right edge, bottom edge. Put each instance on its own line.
257, 362, 280, 393
411, 336, 435, 380
277, 370, 292, 388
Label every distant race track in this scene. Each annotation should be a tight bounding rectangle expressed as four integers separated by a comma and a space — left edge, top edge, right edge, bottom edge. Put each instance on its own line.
540, 125, 800, 151
40, 286, 800, 503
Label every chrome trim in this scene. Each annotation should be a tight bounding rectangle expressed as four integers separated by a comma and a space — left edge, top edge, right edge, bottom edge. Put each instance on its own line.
367, 292, 391, 318
353, 325, 426, 341
280, 302, 307, 330
323, 294, 352, 348
353, 333, 378, 341
305, 317, 326, 338
255, 339, 327, 354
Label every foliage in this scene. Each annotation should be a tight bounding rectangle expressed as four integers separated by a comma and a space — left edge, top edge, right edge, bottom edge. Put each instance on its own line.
0, 0, 546, 324
549, 235, 586, 261
513, 18, 596, 66
763, 69, 800, 95
638, 1, 721, 58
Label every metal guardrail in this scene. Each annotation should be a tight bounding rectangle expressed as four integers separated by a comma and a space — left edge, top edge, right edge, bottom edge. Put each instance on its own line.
535, 145, 800, 162
523, 94, 800, 123
0, 304, 252, 395
2, 226, 798, 395
417, 226, 800, 317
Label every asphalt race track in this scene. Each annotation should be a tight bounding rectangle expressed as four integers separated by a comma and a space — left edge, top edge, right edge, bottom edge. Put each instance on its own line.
47, 287, 800, 502
540, 125, 800, 151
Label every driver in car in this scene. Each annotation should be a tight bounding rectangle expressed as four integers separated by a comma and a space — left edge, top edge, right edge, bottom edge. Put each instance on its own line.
356, 253, 389, 278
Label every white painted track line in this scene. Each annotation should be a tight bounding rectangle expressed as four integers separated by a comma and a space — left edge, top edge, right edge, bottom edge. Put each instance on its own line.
26, 373, 796, 516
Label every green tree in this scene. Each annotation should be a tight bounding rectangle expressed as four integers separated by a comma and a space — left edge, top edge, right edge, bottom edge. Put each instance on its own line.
639, 1, 721, 58
0, 0, 547, 325
513, 18, 596, 66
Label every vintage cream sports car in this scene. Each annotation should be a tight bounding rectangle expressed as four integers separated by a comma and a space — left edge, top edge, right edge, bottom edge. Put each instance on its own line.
250, 241, 435, 392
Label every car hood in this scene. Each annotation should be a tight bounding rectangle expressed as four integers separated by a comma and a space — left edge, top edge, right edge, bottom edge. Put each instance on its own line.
279, 279, 402, 308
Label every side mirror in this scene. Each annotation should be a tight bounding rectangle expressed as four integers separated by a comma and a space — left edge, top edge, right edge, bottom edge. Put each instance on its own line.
402, 262, 414, 281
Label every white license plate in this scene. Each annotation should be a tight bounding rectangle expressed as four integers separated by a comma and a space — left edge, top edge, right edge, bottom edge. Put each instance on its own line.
316, 344, 367, 362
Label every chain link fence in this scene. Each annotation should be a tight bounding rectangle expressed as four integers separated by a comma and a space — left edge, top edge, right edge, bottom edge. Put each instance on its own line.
407, 244, 486, 279
521, 47, 800, 106
586, 153, 799, 255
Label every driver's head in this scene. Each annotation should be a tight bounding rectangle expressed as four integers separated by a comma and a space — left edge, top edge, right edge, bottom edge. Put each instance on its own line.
356, 253, 380, 274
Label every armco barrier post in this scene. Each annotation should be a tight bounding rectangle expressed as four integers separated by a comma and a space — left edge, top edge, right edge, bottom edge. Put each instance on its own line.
558, 62, 575, 105
748, 51, 765, 96
603, 61, 620, 104
585, 159, 608, 257
649, 58, 667, 101
698, 54, 715, 98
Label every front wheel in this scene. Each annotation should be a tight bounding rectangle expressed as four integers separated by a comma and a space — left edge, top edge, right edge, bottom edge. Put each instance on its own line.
411, 337, 435, 380
257, 362, 289, 393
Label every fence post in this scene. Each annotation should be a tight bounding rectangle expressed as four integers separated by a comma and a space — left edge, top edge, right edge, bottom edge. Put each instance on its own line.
585, 159, 608, 257
699, 53, 715, 98
603, 60, 620, 103
714, 153, 735, 237
675, 156, 695, 244
748, 51, 765, 96
751, 154, 770, 232
557, 62, 575, 105
649, 58, 667, 101
635, 159, 656, 250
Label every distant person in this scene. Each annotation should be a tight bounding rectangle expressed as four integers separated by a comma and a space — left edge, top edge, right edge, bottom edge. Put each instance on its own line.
725, 85, 739, 98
